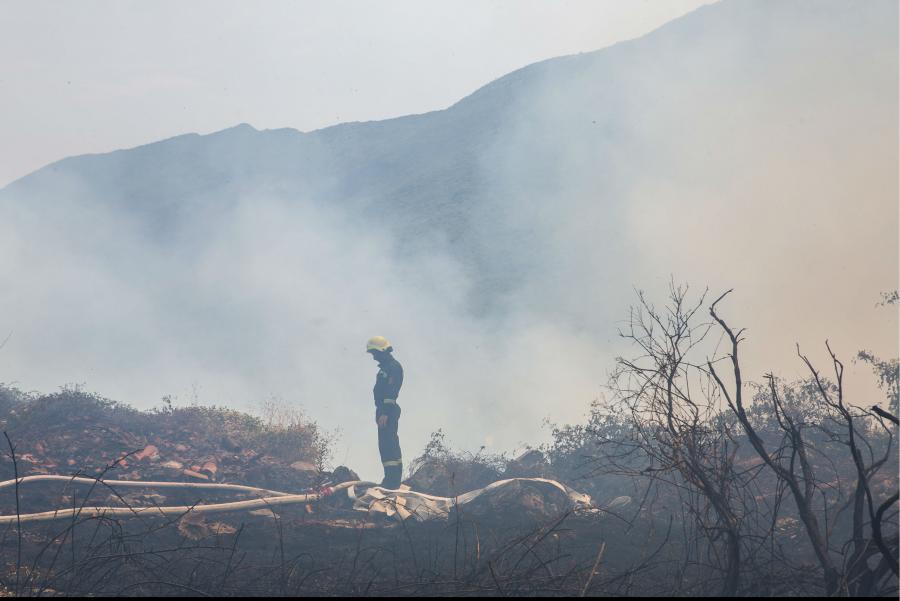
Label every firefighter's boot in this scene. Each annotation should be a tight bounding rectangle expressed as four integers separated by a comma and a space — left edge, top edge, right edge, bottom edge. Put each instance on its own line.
381, 462, 403, 490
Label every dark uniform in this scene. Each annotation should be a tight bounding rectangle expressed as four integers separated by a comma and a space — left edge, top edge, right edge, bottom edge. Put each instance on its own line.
373, 353, 403, 488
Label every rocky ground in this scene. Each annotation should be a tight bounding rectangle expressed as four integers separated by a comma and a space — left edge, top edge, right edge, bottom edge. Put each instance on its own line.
0, 387, 639, 596
0, 387, 344, 495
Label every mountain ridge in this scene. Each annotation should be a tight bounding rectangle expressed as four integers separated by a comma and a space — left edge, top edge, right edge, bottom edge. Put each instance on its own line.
0, 0, 895, 473
0, 0, 725, 195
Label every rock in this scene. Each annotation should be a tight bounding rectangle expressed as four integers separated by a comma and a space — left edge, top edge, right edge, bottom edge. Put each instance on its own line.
505, 449, 549, 477
201, 460, 218, 478
606, 496, 631, 510
463, 479, 571, 522
290, 460, 318, 473
330, 466, 360, 484
160, 460, 183, 470
134, 444, 159, 461
177, 513, 237, 540
405, 461, 452, 492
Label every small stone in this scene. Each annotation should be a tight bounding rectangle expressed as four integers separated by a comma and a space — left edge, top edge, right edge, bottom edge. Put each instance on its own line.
134, 445, 159, 461
290, 460, 317, 473
182, 469, 209, 480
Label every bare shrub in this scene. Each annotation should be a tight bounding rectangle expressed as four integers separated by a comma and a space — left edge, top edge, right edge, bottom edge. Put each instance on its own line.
406, 430, 508, 496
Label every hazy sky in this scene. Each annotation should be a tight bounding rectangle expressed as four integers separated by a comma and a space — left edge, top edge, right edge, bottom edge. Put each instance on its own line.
1, 0, 895, 479
0, 0, 711, 187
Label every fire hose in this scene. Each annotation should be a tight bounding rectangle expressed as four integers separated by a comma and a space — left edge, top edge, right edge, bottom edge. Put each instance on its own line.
0, 475, 601, 524
0, 475, 365, 524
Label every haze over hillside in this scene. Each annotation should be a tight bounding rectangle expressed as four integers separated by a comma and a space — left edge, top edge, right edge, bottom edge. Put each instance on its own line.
1, 0, 897, 478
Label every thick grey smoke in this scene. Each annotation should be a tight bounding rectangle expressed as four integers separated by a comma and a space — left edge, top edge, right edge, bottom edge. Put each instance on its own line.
474, 0, 898, 406
0, 174, 605, 478
0, 0, 896, 480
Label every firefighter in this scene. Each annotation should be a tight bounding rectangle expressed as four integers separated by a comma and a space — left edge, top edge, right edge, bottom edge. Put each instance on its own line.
366, 336, 404, 489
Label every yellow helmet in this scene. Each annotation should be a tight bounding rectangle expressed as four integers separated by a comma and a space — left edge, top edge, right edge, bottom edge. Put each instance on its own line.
366, 336, 392, 353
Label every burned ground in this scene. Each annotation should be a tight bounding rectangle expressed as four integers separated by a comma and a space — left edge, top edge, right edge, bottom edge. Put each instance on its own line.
0, 363, 896, 597
0, 389, 665, 596
0, 387, 330, 494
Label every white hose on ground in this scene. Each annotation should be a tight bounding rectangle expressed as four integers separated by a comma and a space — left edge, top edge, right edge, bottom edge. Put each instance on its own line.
0, 474, 294, 496
0, 475, 363, 524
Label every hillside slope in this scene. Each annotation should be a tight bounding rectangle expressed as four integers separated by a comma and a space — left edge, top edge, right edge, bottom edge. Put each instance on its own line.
4, 0, 894, 306
0, 0, 896, 476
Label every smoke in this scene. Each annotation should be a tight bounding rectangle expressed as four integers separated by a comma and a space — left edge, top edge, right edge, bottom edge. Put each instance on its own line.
0, 176, 607, 478
0, 0, 896, 480
473, 0, 898, 415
